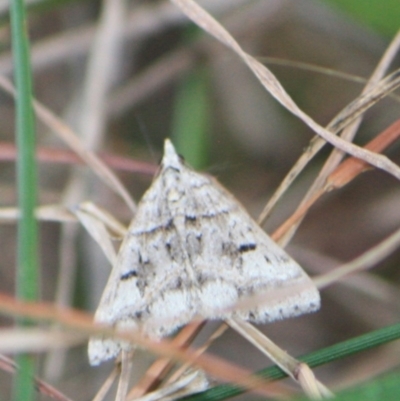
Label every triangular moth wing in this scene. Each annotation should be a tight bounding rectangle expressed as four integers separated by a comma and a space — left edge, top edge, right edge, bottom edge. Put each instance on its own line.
88, 140, 320, 365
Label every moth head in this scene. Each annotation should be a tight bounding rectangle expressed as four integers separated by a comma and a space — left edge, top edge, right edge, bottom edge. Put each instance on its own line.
161, 139, 185, 172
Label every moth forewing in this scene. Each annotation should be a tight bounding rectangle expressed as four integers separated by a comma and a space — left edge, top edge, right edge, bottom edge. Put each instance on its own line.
88, 139, 320, 366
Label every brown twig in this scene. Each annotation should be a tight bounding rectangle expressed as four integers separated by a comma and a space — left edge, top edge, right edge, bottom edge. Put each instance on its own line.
127, 321, 206, 399
0, 142, 157, 176
0, 293, 286, 398
0, 355, 74, 401
272, 119, 400, 242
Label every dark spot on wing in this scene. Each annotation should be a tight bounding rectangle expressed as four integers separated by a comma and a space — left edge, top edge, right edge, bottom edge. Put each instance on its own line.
196, 273, 206, 285
175, 277, 182, 289
185, 215, 197, 222
198, 210, 229, 220
239, 243, 257, 253
136, 279, 147, 295
237, 256, 244, 270
165, 218, 174, 230
222, 242, 236, 255
137, 251, 150, 266
120, 270, 138, 280
278, 254, 290, 263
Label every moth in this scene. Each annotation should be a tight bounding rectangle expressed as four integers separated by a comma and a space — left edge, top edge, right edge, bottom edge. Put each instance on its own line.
88, 139, 320, 365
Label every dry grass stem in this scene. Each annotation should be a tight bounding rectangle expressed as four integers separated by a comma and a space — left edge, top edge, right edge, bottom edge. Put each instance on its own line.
109, 1, 283, 116
91, 366, 120, 401
325, 119, 400, 188
0, 75, 136, 212
258, 70, 400, 228
314, 30, 400, 178
74, 206, 118, 266
115, 351, 134, 401
227, 318, 333, 399
76, 0, 126, 149
131, 370, 209, 401
44, 0, 129, 379
296, 363, 333, 400
0, 1, 252, 76
166, 323, 228, 384
126, 321, 206, 399
132, 324, 230, 400
0, 294, 281, 397
171, 0, 400, 181
276, 30, 400, 246
0, 329, 85, 352
0, 142, 157, 175
272, 119, 400, 243
314, 227, 400, 289
77, 202, 128, 237
0, 355, 74, 401
0, 204, 76, 223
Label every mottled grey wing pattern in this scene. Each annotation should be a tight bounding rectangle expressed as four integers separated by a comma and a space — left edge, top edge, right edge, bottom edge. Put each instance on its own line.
88, 140, 320, 365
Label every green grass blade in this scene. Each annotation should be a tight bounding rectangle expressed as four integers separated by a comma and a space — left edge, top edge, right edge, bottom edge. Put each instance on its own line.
180, 323, 400, 401
325, 0, 400, 37
298, 369, 400, 401
171, 28, 210, 169
9, 0, 39, 400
